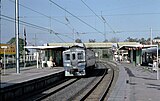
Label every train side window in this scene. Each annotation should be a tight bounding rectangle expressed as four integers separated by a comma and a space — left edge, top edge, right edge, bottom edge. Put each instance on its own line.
78, 53, 83, 60
65, 54, 70, 60
72, 53, 76, 60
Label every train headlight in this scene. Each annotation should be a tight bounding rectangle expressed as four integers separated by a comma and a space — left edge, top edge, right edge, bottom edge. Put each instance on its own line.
66, 64, 71, 66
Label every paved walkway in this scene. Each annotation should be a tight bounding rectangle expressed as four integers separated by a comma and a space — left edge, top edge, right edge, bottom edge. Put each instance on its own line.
0, 66, 64, 88
108, 62, 160, 101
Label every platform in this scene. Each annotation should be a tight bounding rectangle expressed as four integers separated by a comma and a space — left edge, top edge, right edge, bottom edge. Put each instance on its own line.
108, 62, 160, 101
0, 66, 64, 88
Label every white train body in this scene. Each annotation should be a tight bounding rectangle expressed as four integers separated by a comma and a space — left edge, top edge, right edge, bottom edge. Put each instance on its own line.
63, 44, 96, 76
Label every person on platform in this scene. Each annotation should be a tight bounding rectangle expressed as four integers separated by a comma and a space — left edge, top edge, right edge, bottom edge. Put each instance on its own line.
0, 57, 3, 71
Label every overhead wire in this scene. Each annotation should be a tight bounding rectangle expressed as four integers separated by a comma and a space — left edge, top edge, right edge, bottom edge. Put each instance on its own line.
8, 0, 67, 25
1, 14, 55, 33
41, 12, 160, 18
49, 0, 103, 35
8, 0, 72, 42
103, 12, 160, 17
9, 0, 80, 35
2, 14, 70, 43
2, 15, 72, 43
8, 0, 74, 42
54, 33, 66, 43
81, 0, 103, 22
2, 14, 160, 35
81, 0, 116, 33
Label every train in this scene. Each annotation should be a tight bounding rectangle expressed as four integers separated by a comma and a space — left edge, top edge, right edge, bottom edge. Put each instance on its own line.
63, 43, 96, 76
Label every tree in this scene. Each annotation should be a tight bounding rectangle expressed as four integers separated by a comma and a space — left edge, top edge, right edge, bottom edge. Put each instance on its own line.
103, 39, 108, 42
75, 38, 82, 43
124, 37, 138, 42
138, 38, 146, 44
89, 39, 96, 43
110, 37, 119, 43
154, 36, 160, 39
7, 37, 29, 55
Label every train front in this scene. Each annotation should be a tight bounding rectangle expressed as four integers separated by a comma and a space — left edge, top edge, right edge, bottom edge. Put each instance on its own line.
63, 47, 86, 76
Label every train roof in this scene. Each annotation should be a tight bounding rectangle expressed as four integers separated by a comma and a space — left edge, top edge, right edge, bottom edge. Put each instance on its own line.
72, 43, 86, 48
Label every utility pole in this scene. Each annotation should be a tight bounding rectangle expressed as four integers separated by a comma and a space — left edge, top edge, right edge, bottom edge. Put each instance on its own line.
150, 28, 152, 45
15, 0, 20, 73
101, 11, 107, 41
23, 26, 26, 68
34, 34, 37, 46
156, 45, 159, 80
0, 0, 1, 43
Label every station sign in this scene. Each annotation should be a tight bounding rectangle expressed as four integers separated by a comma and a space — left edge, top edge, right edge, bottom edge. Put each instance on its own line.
0, 44, 16, 55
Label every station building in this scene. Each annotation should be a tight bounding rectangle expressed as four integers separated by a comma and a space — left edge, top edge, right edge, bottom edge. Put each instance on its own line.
25, 42, 142, 67
119, 44, 160, 66
0, 41, 157, 68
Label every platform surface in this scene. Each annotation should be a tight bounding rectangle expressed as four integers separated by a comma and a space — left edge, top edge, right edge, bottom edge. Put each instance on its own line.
0, 66, 64, 88
108, 62, 160, 101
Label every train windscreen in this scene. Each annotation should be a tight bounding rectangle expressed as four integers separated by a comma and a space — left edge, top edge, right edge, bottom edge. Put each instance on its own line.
65, 54, 70, 60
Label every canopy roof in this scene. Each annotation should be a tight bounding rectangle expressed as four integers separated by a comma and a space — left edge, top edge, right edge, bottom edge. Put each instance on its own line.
24, 46, 69, 50
119, 44, 158, 50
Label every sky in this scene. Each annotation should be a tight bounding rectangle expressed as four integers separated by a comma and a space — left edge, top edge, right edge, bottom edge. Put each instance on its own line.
1, 0, 160, 45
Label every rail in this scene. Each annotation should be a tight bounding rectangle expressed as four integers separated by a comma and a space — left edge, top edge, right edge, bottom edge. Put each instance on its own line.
33, 78, 80, 101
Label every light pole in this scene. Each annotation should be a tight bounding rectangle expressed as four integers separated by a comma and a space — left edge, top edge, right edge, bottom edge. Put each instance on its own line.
150, 28, 152, 45
15, 0, 20, 73
1, 46, 7, 74
156, 44, 159, 80
65, 17, 75, 43
101, 15, 107, 41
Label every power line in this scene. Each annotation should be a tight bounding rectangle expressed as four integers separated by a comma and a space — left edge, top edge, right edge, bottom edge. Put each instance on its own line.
54, 33, 66, 43
49, 0, 103, 35
1, 14, 71, 43
1, 14, 56, 33
10, 14, 160, 34
8, 0, 83, 34
6, 0, 74, 43
81, 0, 116, 33
81, 0, 103, 22
104, 13, 160, 17
8, 0, 67, 25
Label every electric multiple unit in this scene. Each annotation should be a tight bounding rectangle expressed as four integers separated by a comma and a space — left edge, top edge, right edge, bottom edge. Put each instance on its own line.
63, 43, 96, 76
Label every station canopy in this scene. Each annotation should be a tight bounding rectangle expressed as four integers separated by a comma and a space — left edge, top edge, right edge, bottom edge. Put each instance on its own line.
119, 44, 158, 50
24, 46, 69, 50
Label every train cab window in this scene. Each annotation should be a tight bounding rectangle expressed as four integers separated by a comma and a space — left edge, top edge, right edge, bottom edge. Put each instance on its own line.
65, 54, 70, 60
72, 53, 76, 60
78, 53, 83, 60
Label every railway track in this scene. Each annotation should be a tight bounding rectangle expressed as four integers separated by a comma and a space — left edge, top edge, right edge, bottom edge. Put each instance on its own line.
22, 61, 116, 101
70, 62, 115, 101
21, 78, 79, 101
34, 78, 79, 101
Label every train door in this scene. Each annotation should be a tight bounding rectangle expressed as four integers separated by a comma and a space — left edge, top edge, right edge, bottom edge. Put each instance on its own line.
71, 51, 78, 67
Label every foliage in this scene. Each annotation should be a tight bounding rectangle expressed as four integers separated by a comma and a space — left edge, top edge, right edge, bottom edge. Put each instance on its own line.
103, 39, 108, 42
154, 36, 160, 39
138, 38, 146, 44
124, 36, 160, 45
89, 39, 96, 43
110, 37, 119, 43
75, 38, 82, 43
7, 37, 29, 55
124, 37, 138, 42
